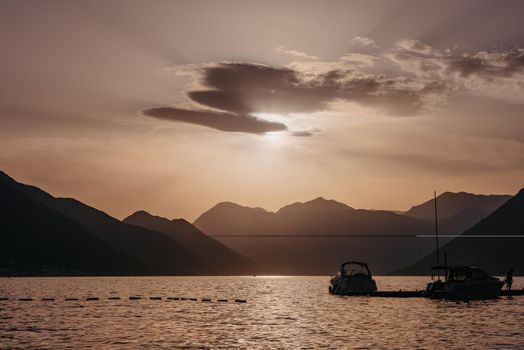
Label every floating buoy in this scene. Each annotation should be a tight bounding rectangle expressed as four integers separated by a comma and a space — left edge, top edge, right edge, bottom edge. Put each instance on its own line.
65, 298, 78, 301
180, 297, 187, 300
173, 297, 180, 300
234, 299, 247, 303
108, 297, 120, 300
86, 297, 99, 301
42, 298, 55, 301
201, 298, 211, 302
19, 298, 33, 301
129, 296, 141, 300
217, 299, 228, 302
150, 297, 162, 300
189, 298, 197, 301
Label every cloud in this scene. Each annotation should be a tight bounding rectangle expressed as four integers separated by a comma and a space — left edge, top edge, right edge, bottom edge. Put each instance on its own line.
186, 63, 340, 115
339, 53, 377, 67
275, 46, 319, 60
143, 107, 287, 134
145, 39, 524, 135
290, 127, 321, 137
395, 39, 436, 55
445, 49, 524, 78
185, 62, 446, 116
390, 40, 524, 81
348, 36, 378, 50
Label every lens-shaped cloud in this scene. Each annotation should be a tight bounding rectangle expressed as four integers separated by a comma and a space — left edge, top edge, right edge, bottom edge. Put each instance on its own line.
143, 107, 287, 134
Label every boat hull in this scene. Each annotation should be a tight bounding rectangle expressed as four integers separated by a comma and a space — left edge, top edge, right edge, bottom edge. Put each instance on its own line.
427, 280, 504, 300
329, 275, 378, 295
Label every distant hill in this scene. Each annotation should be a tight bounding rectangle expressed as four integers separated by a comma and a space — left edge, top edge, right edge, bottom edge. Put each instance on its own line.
194, 194, 512, 274
398, 188, 524, 275
195, 197, 436, 274
0, 171, 145, 275
124, 210, 257, 274
405, 192, 511, 222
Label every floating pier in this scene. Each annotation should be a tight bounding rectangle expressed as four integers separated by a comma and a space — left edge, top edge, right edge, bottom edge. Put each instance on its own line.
337, 289, 524, 298
501, 289, 524, 297
339, 290, 425, 298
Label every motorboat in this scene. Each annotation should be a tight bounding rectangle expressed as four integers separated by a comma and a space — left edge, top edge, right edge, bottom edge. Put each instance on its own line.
329, 261, 377, 295
426, 265, 504, 300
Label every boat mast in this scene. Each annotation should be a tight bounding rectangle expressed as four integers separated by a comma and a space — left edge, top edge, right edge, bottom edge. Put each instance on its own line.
434, 191, 440, 280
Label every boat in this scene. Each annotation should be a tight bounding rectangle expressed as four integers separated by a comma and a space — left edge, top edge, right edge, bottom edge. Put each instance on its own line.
329, 261, 378, 295
425, 265, 504, 300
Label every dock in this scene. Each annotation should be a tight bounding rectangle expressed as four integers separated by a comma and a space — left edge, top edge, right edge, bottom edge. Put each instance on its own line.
337, 289, 524, 298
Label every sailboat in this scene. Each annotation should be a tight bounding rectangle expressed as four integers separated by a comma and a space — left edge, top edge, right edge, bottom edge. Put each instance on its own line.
425, 191, 504, 300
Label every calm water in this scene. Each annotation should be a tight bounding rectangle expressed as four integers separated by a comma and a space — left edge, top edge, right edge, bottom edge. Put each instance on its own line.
1, 276, 523, 349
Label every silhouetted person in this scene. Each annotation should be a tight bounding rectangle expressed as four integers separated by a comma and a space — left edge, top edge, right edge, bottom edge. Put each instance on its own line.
505, 267, 514, 292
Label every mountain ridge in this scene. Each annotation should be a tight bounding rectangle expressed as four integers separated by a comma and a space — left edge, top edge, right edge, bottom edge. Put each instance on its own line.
124, 210, 258, 275
397, 188, 524, 275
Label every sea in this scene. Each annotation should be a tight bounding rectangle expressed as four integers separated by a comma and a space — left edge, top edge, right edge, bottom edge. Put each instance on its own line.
1, 276, 523, 349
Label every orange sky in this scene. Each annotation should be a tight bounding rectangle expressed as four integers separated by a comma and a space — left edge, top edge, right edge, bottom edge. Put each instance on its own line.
1, 0, 523, 221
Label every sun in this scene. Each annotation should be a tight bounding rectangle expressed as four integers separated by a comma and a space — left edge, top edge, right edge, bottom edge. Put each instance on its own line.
263, 131, 286, 145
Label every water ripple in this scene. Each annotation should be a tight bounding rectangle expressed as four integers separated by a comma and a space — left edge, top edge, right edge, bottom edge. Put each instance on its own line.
0, 276, 523, 348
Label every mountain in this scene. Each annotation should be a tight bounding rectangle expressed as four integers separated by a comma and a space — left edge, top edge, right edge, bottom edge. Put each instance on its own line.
437, 207, 489, 235
124, 210, 257, 274
0, 171, 144, 275
277, 197, 354, 214
405, 192, 511, 222
194, 194, 512, 275
398, 188, 524, 275
0, 170, 203, 275
194, 197, 437, 274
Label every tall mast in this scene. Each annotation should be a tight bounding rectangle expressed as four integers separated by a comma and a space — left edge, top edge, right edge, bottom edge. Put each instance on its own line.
434, 191, 440, 280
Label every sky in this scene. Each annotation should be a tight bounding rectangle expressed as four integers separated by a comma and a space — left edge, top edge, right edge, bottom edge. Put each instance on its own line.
1, 0, 524, 221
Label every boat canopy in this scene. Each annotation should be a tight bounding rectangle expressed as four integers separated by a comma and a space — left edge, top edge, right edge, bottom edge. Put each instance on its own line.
430, 265, 490, 282
340, 262, 371, 276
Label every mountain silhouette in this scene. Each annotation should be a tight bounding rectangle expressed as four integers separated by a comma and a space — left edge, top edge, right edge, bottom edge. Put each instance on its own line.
0, 170, 205, 275
195, 198, 429, 274
398, 188, 524, 275
0, 171, 145, 275
124, 210, 257, 274
194, 195, 511, 274
277, 197, 354, 214
2, 169, 514, 275
405, 192, 511, 221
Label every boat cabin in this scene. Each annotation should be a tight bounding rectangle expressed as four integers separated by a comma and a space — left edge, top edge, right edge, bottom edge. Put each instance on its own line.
340, 261, 372, 278
430, 265, 492, 282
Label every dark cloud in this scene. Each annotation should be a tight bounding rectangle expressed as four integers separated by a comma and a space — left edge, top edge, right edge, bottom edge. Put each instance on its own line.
446, 50, 524, 78
144, 62, 446, 134
189, 63, 334, 114
143, 107, 287, 134
185, 63, 445, 116
291, 130, 314, 137
290, 128, 321, 137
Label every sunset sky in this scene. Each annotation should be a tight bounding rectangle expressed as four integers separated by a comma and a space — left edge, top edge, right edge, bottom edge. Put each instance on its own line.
1, 0, 524, 220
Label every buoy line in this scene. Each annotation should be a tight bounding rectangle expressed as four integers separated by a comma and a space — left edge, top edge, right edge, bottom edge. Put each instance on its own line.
0, 296, 247, 303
